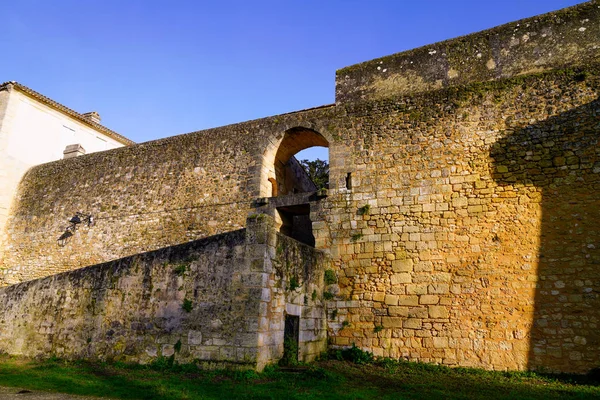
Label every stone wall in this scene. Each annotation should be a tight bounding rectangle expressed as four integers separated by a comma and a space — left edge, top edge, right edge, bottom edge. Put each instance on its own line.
336, 1, 600, 103
1, 1, 599, 375
0, 124, 257, 284
246, 214, 328, 365
0, 218, 328, 370
278, 156, 317, 196
318, 65, 600, 373
0, 230, 256, 367
0, 106, 341, 286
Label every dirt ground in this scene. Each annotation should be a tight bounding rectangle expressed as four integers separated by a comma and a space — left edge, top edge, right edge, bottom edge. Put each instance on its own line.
0, 387, 112, 399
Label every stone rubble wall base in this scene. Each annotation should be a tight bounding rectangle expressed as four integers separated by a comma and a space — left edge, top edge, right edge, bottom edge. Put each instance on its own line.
0, 216, 328, 371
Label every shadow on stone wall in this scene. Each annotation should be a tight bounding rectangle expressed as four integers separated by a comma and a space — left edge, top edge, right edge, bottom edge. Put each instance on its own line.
490, 96, 600, 373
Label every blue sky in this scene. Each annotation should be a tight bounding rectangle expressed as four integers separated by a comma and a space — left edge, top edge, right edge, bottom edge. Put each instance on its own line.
0, 0, 584, 160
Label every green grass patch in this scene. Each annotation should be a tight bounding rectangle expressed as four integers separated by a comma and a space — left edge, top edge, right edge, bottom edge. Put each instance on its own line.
0, 354, 599, 399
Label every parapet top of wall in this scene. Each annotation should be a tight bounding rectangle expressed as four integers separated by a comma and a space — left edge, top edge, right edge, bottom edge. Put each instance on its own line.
335, 1, 600, 103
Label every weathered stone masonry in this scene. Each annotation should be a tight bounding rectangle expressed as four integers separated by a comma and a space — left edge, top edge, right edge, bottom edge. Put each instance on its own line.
0, 1, 599, 374
0, 217, 328, 370
316, 69, 600, 373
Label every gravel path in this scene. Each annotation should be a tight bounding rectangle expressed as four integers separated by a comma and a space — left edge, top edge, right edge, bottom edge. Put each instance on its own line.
0, 387, 114, 399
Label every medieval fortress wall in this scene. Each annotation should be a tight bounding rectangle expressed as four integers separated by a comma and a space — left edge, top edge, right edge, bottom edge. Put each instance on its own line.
0, 106, 339, 284
0, 224, 328, 370
0, 1, 599, 373
1, 125, 257, 284
319, 71, 599, 373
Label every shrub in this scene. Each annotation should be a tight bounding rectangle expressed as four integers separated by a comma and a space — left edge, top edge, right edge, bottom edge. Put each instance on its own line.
351, 233, 364, 242
327, 344, 374, 365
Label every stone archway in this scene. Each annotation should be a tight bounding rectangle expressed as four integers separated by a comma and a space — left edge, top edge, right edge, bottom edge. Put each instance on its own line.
253, 126, 331, 247
259, 126, 329, 198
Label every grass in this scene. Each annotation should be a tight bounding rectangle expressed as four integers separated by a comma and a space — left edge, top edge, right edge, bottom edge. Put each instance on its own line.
0, 353, 599, 400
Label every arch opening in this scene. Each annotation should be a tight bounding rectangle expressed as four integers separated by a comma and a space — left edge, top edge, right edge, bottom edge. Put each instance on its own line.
271, 127, 329, 197
259, 126, 330, 247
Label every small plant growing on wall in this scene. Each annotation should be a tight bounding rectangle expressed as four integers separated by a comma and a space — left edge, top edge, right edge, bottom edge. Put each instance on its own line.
351, 233, 364, 242
323, 291, 334, 300
288, 276, 301, 291
173, 264, 187, 275
324, 269, 337, 285
329, 309, 338, 320
358, 204, 370, 215
182, 298, 193, 312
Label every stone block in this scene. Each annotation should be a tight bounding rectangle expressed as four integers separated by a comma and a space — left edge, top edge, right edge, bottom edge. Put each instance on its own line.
423, 203, 436, 212
452, 197, 468, 208
428, 284, 449, 294
388, 306, 409, 317
392, 259, 414, 272
467, 205, 483, 213
391, 273, 412, 285
428, 306, 449, 319
188, 330, 203, 345
406, 284, 428, 295
384, 294, 398, 306
382, 317, 402, 328
373, 292, 385, 302
162, 344, 175, 357
414, 261, 433, 272
432, 337, 449, 348
403, 318, 422, 329
419, 295, 439, 305
398, 295, 419, 306
408, 307, 428, 319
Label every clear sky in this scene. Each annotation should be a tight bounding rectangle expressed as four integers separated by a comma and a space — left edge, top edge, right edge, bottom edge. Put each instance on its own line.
0, 0, 585, 160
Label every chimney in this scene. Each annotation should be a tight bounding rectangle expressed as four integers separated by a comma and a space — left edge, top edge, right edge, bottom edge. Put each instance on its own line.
63, 144, 86, 159
82, 111, 101, 124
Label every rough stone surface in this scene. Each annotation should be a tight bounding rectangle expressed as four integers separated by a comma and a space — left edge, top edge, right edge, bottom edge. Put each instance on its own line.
0, 1, 599, 374
0, 230, 254, 367
314, 66, 600, 373
336, 1, 600, 103
0, 222, 327, 370
247, 214, 328, 365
